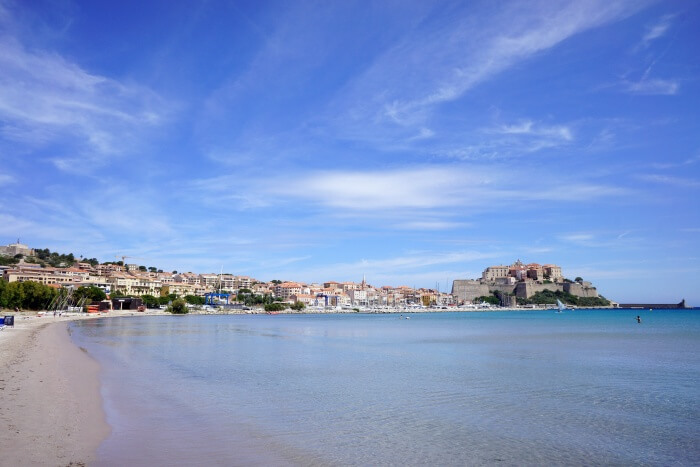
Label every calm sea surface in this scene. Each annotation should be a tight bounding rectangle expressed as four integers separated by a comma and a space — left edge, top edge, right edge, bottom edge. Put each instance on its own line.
70, 310, 700, 466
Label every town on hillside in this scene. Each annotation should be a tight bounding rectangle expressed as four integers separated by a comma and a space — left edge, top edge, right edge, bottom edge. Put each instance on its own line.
1, 241, 610, 311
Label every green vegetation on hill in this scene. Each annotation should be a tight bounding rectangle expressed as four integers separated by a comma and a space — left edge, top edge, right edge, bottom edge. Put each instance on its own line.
34, 248, 80, 267
0, 255, 20, 266
518, 289, 610, 306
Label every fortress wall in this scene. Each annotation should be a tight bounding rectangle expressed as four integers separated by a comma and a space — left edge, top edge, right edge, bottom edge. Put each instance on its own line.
488, 284, 518, 296
452, 280, 489, 302
515, 282, 562, 299
564, 282, 599, 298
494, 290, 517, 307
453, 278, 602, 302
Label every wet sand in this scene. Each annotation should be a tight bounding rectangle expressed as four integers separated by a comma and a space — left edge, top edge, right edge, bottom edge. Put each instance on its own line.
0, 313, 113, 466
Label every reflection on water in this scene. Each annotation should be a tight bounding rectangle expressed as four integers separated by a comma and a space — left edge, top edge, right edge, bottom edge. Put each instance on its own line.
71, 311, 700, 466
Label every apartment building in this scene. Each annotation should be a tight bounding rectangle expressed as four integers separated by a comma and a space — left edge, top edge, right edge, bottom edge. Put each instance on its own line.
199, 273, 219, 289
274, 282, 302, 300
108, 274, 162, 296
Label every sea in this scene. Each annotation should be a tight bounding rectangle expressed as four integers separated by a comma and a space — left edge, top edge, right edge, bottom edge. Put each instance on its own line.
69, 309, 700, 466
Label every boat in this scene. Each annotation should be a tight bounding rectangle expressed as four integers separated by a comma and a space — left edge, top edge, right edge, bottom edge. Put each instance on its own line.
556, 299, 567, 313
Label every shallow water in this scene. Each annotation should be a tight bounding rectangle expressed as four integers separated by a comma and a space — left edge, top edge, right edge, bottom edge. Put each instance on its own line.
71, 310, 700, 466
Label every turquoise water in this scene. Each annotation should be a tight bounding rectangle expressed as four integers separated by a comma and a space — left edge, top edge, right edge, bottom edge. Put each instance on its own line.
70, 310, 700, 466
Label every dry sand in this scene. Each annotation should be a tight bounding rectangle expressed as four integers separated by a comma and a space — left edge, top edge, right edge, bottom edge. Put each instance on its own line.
0, 312, 124, 466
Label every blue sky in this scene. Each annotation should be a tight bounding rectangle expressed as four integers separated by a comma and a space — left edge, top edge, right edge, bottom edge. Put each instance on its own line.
1, 0, 699, 303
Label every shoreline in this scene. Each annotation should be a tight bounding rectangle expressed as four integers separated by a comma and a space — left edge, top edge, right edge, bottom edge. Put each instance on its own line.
0, 305, 679, 465
0, 312, 141, 465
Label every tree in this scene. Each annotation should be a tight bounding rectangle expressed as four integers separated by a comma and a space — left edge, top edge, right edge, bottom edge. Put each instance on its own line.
167, 298, 188, 314
475, 295, 499, 305
138, 265, 147, 272
0, 280, 58, 310
74, 286, 107, 303
184, 295, 205, 305
141, 294, 160, 308
575, 277, 583, 283
148, 267, 157, 273
290, 301, 305, 311
271, 279, 282, 284
264, 303, 286, 312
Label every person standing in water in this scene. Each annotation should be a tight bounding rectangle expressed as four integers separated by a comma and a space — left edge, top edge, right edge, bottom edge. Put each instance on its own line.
636, 315, 642, 323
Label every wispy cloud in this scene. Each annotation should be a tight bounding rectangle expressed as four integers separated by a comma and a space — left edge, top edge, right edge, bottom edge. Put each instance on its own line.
558, 230, 645, 249
624, 78, 679, 95
641, 14, 674, 46
496, 120, 573, 141
559, 233, 595, 243
636, 174, 700, 188
0, 173, 14, 186
652, 153, 700, 169
394, 221, 470, 231
332, 0, 648, 143
624, 14, 679, 96
0, 18, 170, 170
268, 250, 502, 286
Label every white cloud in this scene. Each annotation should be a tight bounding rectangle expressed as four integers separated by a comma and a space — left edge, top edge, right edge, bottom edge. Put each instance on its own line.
274, 167, 471, 210
256, 166, 627, 211
625, 78, 679, 95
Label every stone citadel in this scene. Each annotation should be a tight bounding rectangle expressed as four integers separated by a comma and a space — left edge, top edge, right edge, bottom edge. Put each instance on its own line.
451, 260, 600, 306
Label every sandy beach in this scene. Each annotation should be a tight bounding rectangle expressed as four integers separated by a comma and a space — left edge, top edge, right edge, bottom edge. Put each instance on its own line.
0, 312, 116, 466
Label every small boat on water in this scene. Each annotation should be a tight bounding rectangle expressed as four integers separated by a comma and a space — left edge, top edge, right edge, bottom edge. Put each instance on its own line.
556, 299, 567, 313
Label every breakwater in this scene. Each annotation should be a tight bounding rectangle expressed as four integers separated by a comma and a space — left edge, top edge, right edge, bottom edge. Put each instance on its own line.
619, 299, 688, 309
